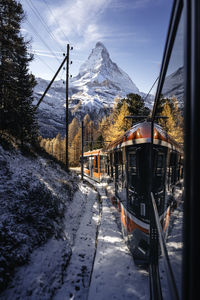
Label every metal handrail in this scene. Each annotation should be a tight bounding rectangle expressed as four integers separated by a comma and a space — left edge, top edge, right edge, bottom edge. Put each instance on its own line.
151, 192, 179, 300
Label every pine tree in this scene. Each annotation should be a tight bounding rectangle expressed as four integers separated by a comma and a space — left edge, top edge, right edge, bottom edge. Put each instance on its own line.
117, 93, 150, 123
0, 0, 37, 143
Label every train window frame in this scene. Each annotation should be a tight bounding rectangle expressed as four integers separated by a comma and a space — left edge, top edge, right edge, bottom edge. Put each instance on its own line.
153, 150, 166, 191
94, 155, 98, 173
155, 151, 166, 177
127, 150, 138, 189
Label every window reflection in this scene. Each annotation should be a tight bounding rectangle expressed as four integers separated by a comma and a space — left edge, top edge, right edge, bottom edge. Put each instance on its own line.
155, 11, 184, 300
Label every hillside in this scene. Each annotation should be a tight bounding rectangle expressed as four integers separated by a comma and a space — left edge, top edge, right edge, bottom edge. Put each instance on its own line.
0, 137, 78, 292
162, 66, 184, 108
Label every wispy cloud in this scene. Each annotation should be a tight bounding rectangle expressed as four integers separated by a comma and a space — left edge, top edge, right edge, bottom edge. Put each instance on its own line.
108, 0, 151, 10
30, 49, 64, 59
21, 28, 28, 33
46, 0, 111, 48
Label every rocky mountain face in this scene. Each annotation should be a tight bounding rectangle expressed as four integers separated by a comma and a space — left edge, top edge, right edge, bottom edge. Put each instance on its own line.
34, 42, 149, 138
162, 66, 184, 108
69, 42, 140, 118
34, 78, 69, 138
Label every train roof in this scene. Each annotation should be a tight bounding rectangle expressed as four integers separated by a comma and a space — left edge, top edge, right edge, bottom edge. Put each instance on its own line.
107, 121, 183, 153
83, 148, 105, 157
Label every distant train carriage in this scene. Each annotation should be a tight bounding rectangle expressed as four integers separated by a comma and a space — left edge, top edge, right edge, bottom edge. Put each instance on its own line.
83, 149, 107, 182
106, 121, 183, 263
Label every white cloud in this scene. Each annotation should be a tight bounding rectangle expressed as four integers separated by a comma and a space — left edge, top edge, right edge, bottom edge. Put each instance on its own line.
108, 0, 151, 10
30, 49, 64, 59
21, 28, 28, 33
46, 0, 111, 48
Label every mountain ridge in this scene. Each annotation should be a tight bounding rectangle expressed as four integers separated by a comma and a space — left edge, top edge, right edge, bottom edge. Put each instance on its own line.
34, 42, 151, 137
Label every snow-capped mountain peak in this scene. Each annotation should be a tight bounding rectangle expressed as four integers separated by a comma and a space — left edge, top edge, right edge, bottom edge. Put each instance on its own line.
73, 42, 139, 93
79, 42, 110, 76
34, 42, 147, 137
69, 41, 140, 118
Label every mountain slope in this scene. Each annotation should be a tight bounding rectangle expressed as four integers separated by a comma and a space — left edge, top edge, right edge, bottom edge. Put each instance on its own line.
70, 42, 140, 116
34, 42, 147, 137
162, 67, 184, 108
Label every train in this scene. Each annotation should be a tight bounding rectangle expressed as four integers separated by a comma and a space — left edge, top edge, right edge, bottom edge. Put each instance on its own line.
83, 121, 184, 263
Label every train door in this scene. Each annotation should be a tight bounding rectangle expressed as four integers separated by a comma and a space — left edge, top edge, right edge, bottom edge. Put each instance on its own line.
127, 145, 151, 219
152, 148, 167, 215
127, 149, 140, 215
110, 152, 113, 178
114, 150, 123, 197
89, 156, 93, 177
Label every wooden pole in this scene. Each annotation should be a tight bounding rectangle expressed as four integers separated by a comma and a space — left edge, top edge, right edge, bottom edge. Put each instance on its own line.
65, 44, 69, 171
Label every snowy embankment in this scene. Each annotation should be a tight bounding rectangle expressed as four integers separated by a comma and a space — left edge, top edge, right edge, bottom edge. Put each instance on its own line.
0, 140, 150, 299
0, 139, 77, 295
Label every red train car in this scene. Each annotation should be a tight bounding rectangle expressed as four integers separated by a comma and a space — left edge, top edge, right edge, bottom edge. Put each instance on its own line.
106, 121, 183, 263
83, 149, 107, 182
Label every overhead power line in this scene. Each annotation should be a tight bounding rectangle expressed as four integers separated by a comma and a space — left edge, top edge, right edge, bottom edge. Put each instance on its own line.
26, 19, 61, 64
143, 76, 159, 103
43, 0, 71, 44
26, 0, 65, 54
33, 53, 56, 74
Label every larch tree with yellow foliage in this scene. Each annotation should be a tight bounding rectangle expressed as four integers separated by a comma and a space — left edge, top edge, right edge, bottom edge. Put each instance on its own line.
159, 97, 183, 144
99, 93, 150, 145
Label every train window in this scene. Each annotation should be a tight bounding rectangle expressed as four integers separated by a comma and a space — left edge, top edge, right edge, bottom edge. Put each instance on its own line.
114, 151, 122, 165
118, 151, 122, 165
84, 157, 89, 169
169, 152, 177, 166
169, 152, 178, 184
155, 152, 165, 176
94, 155, 98, 172
128, 151, 137, 187
100, 156, 105, 173
129, 152, 137, 173
109, 153, 114, 178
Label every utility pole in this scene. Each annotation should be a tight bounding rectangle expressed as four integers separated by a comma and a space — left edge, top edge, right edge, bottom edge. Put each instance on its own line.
65, 44, 73, 171
35, 43, 72, 172
65, 44, 70, 171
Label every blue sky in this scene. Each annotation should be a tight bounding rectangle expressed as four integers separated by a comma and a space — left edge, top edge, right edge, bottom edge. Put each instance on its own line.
19, 0, 173, 93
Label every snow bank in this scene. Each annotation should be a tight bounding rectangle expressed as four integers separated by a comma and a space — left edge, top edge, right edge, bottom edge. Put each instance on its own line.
0, 141, 77, 292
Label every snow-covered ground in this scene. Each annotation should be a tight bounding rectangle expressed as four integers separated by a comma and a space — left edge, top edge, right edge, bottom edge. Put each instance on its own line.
88, 196, 149, 300
0, 184, 99, 300
0, 141, 150, 300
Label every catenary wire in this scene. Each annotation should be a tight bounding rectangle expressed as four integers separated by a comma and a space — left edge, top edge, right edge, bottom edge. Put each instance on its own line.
26, 19, 61, 64
43, 0, 71, 45
26, 0, 65, 54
